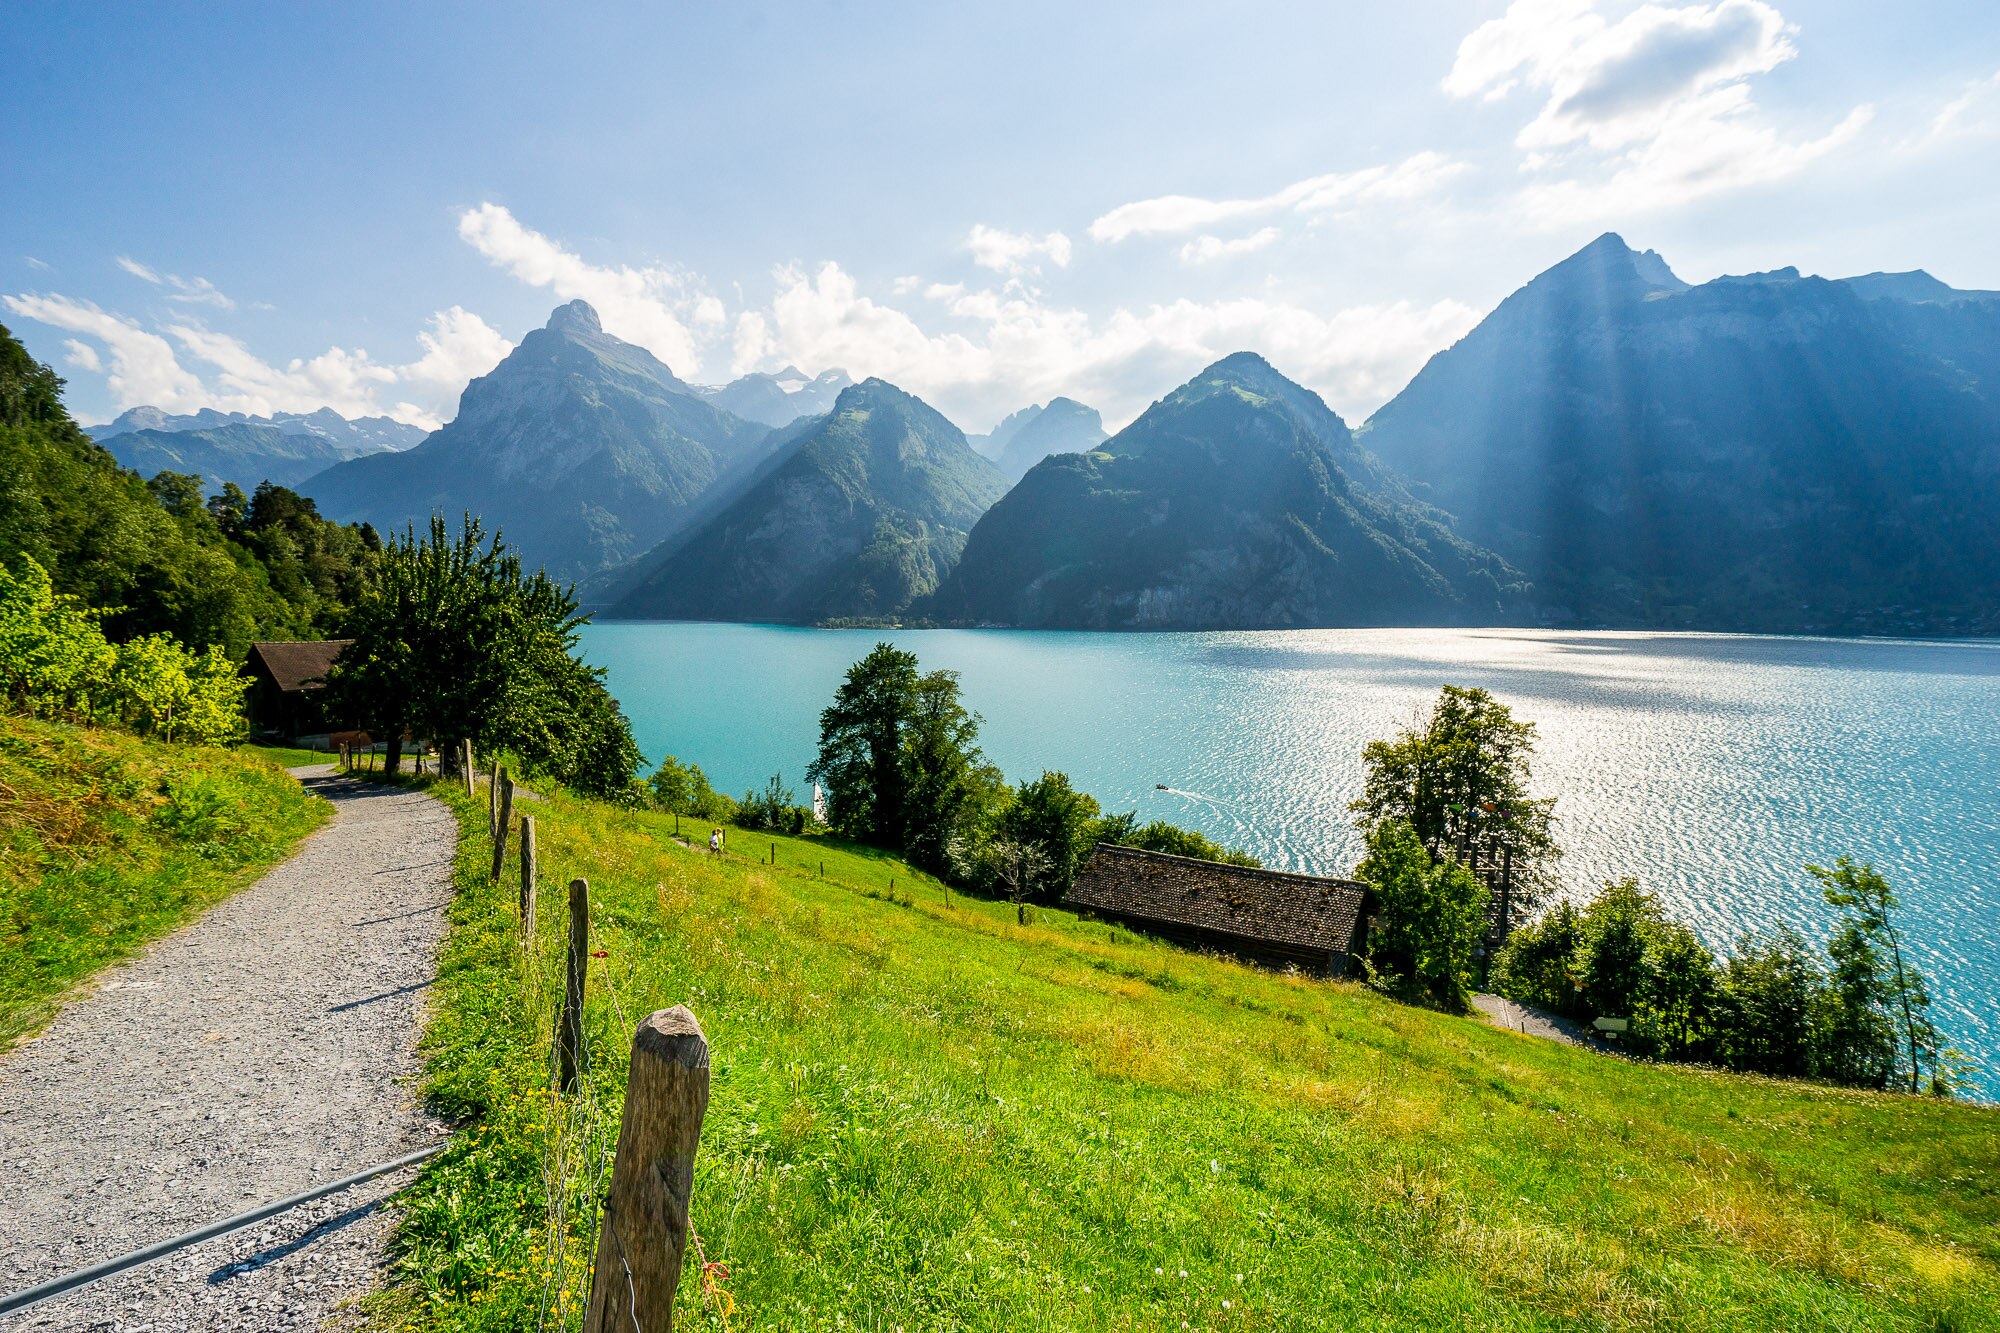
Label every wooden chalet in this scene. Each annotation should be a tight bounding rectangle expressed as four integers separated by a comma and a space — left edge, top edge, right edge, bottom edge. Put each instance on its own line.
244, 639, 350, 738
1064, 843, 1374, 976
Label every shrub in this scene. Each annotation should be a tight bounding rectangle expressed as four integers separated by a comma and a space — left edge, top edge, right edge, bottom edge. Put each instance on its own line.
1490, 900, 1584, 1016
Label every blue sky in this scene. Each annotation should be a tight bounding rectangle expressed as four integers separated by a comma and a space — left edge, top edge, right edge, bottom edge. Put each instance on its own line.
5, 1, 1998, 431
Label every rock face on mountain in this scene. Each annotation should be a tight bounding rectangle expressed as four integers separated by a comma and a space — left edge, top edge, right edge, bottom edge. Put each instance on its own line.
610, 379, 1010, 623
931, 354, 1523, 629
694, 366, 852, 427
1357, 233, 2000, 634
991, 397, 1107, 480
304, 301, 773, 578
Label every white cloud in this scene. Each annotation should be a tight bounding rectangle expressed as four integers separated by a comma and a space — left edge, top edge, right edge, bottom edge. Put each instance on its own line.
966, 224, 1073, 274
24, 257, 50, 272
1178, 228, 1280, 264
1927, 68, 2000, 142
116, 254, 238, 309
753, 260, 1475, 427
3, 290, 511, 429
2, 293, 205, 411
1448, 0, 1867, 224
1089, 152, 1466, 243
457, 202, 708, 376
730, 311, 773, 376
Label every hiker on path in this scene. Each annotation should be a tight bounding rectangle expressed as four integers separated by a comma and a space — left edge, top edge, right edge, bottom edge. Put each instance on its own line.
709, 829, 721, 855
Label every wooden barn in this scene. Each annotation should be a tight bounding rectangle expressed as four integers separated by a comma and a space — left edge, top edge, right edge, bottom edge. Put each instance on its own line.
1064, 843, 1374, 976
244, 639, 351, 738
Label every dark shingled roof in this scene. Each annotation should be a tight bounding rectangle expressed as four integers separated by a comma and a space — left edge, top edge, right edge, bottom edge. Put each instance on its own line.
1064, 843, 1370, 956
246, 640, 350, 693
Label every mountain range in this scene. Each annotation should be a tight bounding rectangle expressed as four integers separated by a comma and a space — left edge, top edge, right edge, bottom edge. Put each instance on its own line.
693, 366, 852, 427
931, 353, 1522, 628
1356, 233, 2000, 634
978, 397, 1109, 481
305, 301, 776, 578
610, 379, 1009, 622
90, 406, 423, 495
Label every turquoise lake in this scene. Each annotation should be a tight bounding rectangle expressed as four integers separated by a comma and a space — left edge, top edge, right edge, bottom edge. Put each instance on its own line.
579, 622, 2000, 1087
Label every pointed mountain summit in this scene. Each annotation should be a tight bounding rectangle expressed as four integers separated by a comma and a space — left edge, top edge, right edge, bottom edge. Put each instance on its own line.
1358, 235, 2000, 633
609, 378, 1009, 623
304, 302, 773, 578
992, 397, 1107, 480
930, 353, 1522, 629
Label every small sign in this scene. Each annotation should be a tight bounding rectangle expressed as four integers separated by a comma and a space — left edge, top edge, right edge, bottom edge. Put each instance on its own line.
1593, 1017, 1630, 1033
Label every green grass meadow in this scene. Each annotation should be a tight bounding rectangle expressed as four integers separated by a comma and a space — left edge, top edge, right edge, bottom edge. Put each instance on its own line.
385, 778, 2000, 1332
0, 717, 329, 1047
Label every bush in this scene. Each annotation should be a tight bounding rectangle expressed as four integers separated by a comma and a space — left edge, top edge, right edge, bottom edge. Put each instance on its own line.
736, 773, 800, 834
1490, 900, 1584, 1016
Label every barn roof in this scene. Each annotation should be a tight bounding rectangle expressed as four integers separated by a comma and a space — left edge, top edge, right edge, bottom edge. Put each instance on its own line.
246, 640, 350, 693
1064, 843, 1370, 957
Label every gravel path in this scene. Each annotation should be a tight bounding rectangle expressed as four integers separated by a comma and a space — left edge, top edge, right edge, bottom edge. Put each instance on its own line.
1473, 993, 1595, 1047
0, 768, 456, 1330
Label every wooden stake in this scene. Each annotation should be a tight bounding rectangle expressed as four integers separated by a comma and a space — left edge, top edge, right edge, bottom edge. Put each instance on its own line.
488, 758, 501, 839
490, 769, 515, 882
558, 878, 589, 1093
462, 739, 475, 799
583, 1007, 709, 1333
519, 814, 537, 940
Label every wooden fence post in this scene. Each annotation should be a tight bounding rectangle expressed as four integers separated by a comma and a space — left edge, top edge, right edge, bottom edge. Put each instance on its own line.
583, 1007, 709, 1333
462, 739, 475, 799
558, 878, 589, 1093
519, 814, 537, 940
488, 758, 501, 839
491, 769, 515, 881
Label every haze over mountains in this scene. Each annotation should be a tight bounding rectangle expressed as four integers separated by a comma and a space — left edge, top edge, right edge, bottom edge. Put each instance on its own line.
125, 232, 2000, 635
612, 379, 1009, 623
933, 354, 1522, 628
90, 406, 423, 496
1357, 234, 2000, 634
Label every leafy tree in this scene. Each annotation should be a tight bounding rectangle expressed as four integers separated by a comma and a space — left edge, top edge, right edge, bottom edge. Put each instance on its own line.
648, 754, 726, 820
898, 668, 988, 875
1356, 818, 1488, 1012
736, 772, 802, 834
326, 515, 639, 798
1810, 858, 1936, 1093
1713, 925, 1823, 1078
1638, 921, 1719, 1060
111, 634, 247, 745
1570, 878, 1661, 1020
1490, 899, 1584, 1016
1351, 685, 1558, 919
999, 771, 1101, 901
809, 644, 920, 845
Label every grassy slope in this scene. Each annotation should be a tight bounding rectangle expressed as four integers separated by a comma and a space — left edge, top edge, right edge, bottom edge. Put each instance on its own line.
393, 782, 2000, 1332
0, 716, 329, 1047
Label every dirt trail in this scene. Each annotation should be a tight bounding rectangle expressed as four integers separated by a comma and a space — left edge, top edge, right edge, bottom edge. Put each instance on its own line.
0, 767, 455, 1330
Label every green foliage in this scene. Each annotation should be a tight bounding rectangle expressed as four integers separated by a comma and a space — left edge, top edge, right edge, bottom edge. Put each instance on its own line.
1091, 813, 1261, 867
1713, 925, 1822, 1079
326, 515, 639, 799
646, 753, 731, 820
1488, 899, 1582, 1014
1811, 857, 1939, 1094
1, 555, 246, 744
736, 772, 804, 834
0, 324, 376, 655
999, 771, 1101, 901
1571, 877, 1662, 1021
1352, 685, 1558, 912
1356, 818, 1489, 1012
897, 668, 990, 875
0, 715, 326, 1045
393, 774, 2000, 1332
808, 643, 919, 845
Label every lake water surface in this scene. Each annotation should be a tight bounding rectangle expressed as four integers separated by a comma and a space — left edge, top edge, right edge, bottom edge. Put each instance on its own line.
580, 622, 2000, 1086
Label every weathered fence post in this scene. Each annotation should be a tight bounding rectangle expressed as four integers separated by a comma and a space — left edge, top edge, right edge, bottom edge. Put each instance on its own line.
558, 878, 589, 1093
583, 1007, 710, 1333
519, 814, 537, 940
461, 739, 475, 799
490, 769, 516, 881
488, 758, 501, 839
